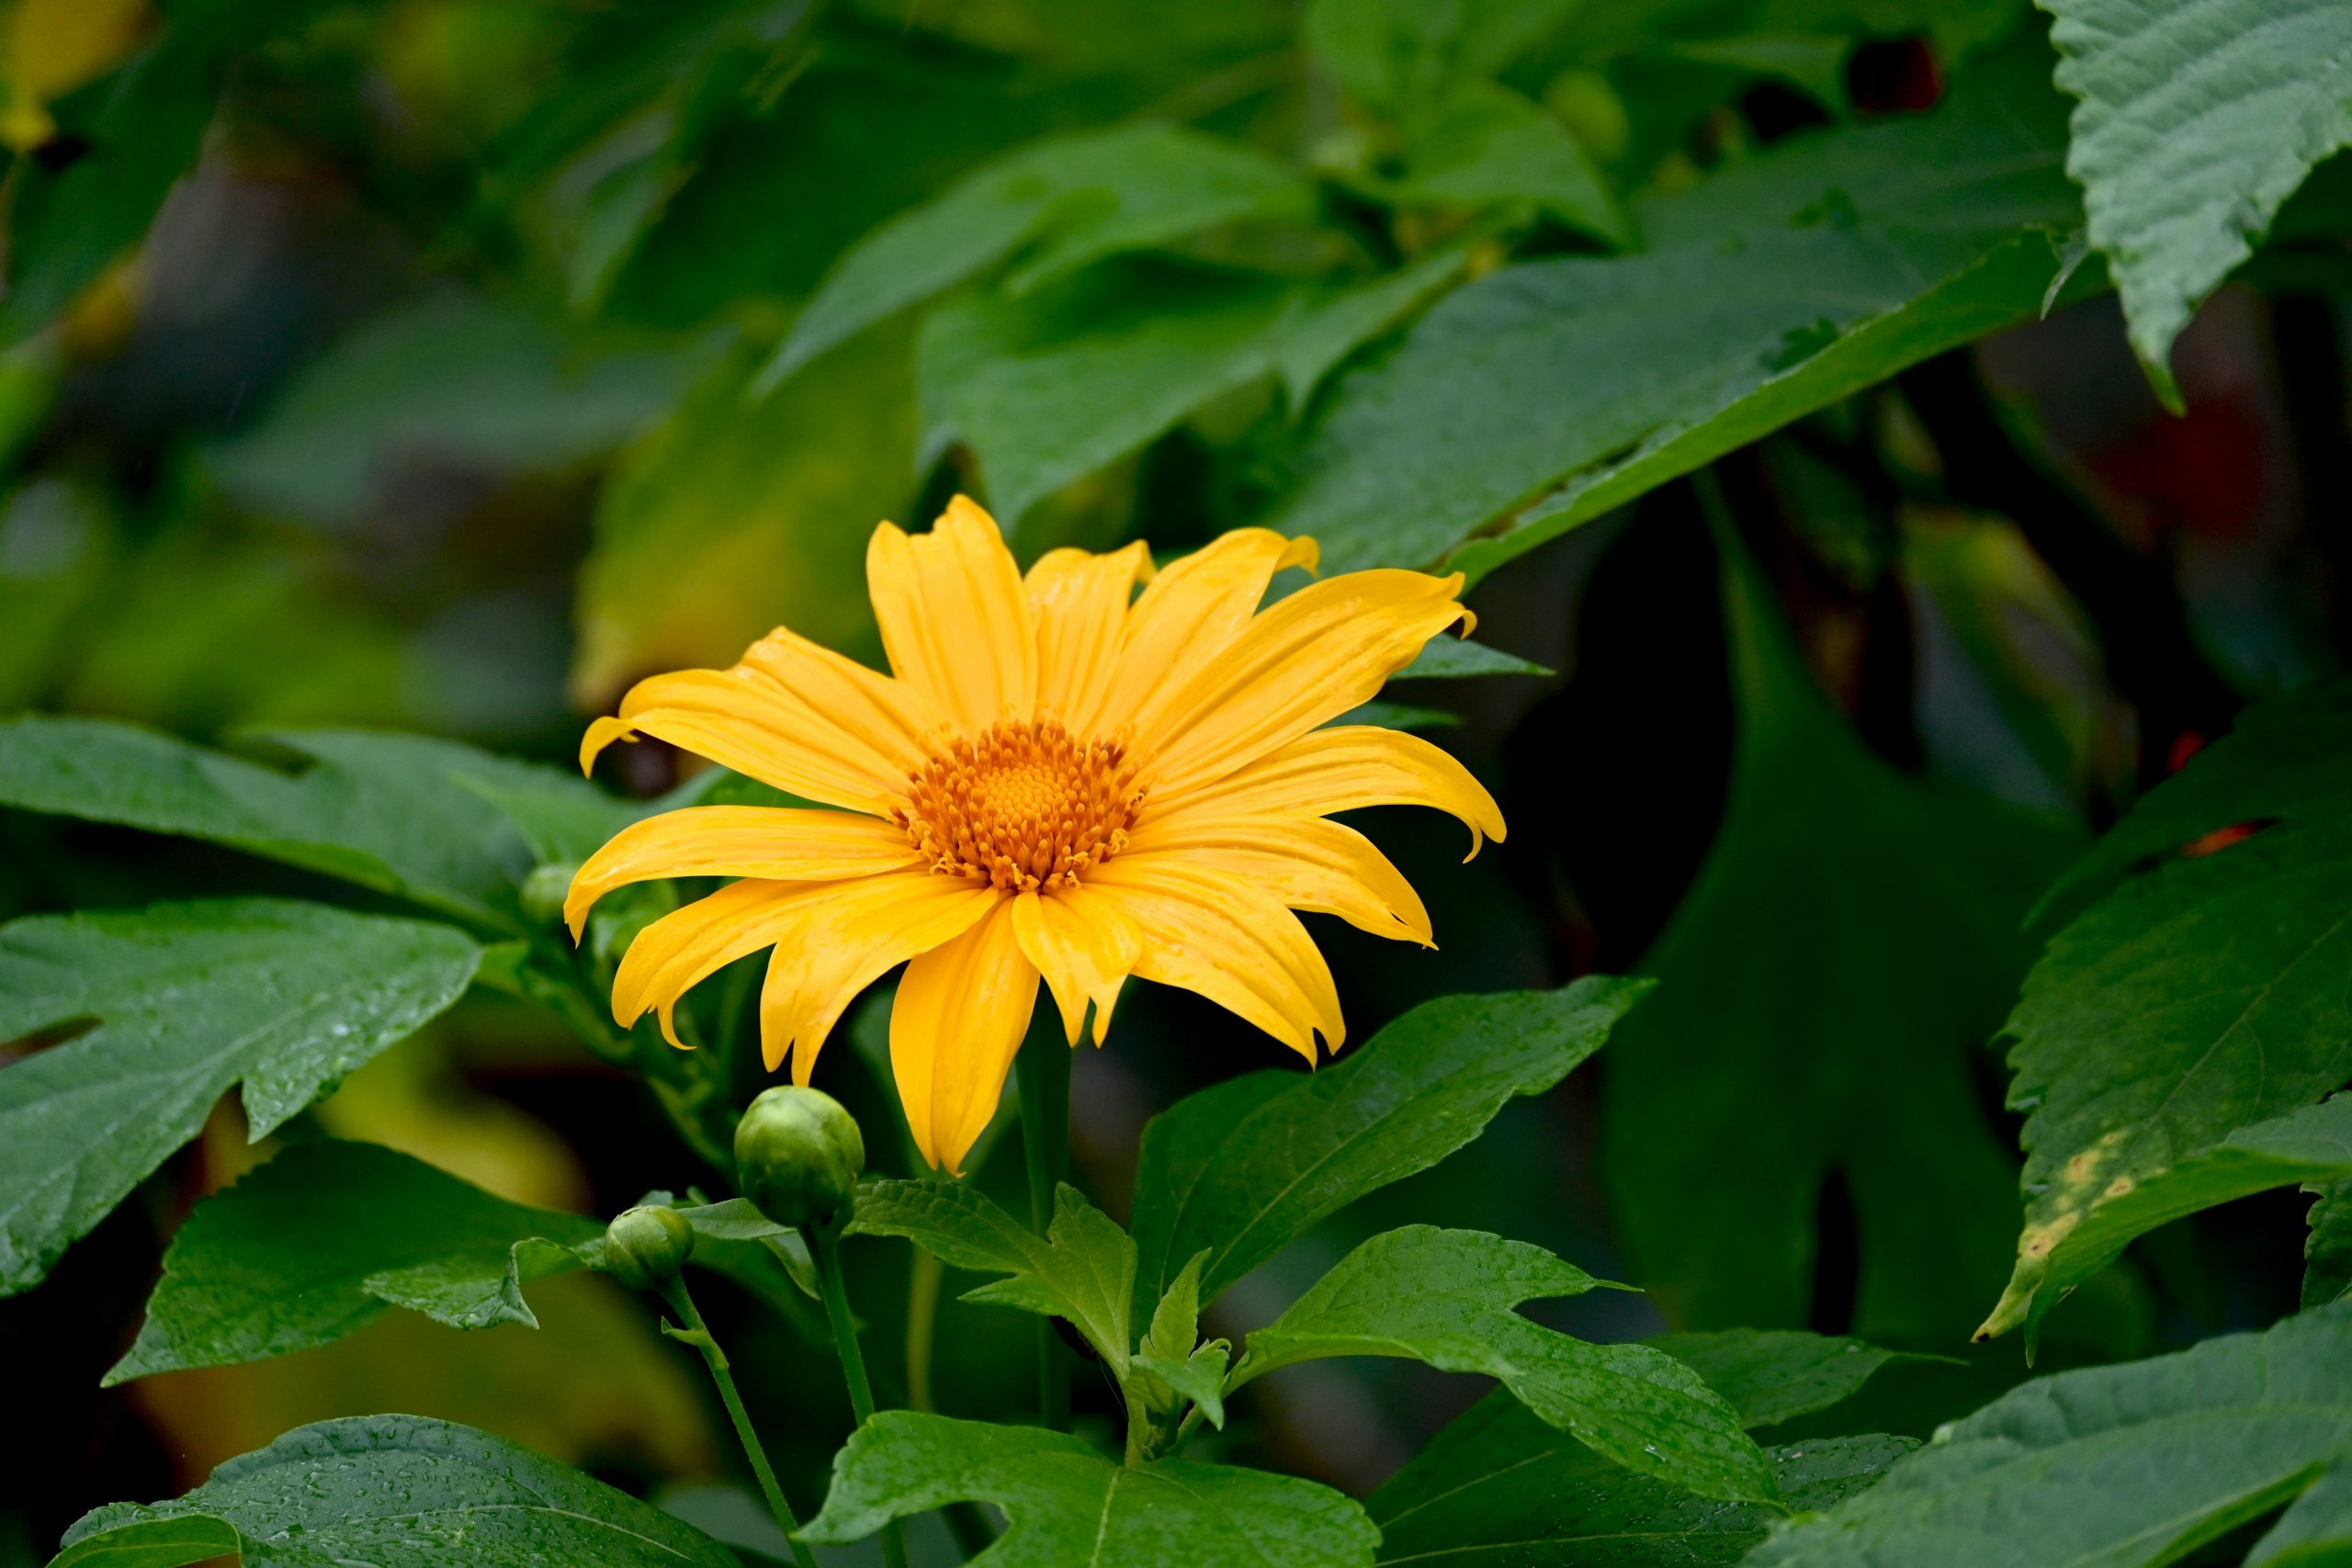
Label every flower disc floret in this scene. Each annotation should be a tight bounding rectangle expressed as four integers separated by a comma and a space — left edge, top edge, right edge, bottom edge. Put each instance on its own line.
894, 716, 1144, 893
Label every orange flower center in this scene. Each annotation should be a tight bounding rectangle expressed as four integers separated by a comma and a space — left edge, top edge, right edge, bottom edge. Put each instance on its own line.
894, 717, 1145, 893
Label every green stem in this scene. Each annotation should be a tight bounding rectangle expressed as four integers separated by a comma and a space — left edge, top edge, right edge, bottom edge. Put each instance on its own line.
811, 1224, 907, 1568
906, 1247, 943, 1413
656, 1278, 819, 1568
1015, 1038, 1073, 1430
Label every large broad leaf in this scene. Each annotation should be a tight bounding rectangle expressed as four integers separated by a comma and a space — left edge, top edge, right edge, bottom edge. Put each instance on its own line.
801, 1410, 1378, 1567
0, 716, 625, 931
1375, 85, 1629, 248
756, 121, 1310, 389
1235, 1225, 1775, 1504
1747, 1302, 2352, 1568
49, 1415, 741, 1568
920, 252, 1473, 532
1601, 538, 2075, 1343
1983, 680, 2352, 1344
2310, 1181, 2352, 1309
572, 333, 909, 705
1991, 1095, 2352, 1348
106, 1140, 601, 1384
1369, 1326, 1928, 1565
1258, 42, 2083, 573
849, 1178, 1136, 1373
1127, 976, 1648, 1319
2042, 0, 2352, 395
0, 899, 482, 1296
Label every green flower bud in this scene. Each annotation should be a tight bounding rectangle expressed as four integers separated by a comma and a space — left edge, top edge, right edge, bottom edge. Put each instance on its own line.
735, 1086, 865, 1230
602, 1203, 695, 1291
519, 862, 579, 927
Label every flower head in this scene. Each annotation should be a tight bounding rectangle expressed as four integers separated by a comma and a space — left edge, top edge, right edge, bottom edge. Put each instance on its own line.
570, 499, 1503, 1173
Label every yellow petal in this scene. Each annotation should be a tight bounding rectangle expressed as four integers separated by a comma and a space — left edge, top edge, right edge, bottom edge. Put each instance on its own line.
1012, 885, 1144, 1045
1096, 528, 1317, 732
890, 897, 1039, 1174
1084, 856, 1342, 1064
760, 874, 1002, 1079
565, 807, 922, 938
1148, 725, 1505, 858
1025, 540, 1153, 736
1136, 569, 1471, 796
867, 496, 1035, 735
609, 878, 831, 1048
582, 630, 939, 812
1124, 815, 1432, 945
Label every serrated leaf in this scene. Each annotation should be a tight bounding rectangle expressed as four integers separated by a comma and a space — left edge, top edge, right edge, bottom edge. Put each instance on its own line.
1747, 1303, 2352, 1568
1601, 536, 2076, 1341
50, 1415, 741, 1568
2308, 1179, 2352, 1310
1136, 1344, 1230, 1429
1129, 976, 1648, 1318
1648, 1330, 1955, 1434
1260, 43, 2083, 573
0, 716, 626, 931
850, 1178, 1135, 1372
1990, 1095, 2352, 1347
1984, 680, 2352, 1344
0, 899, 481, 1296
758, 121, 1309, 389
1368, 1325, 1928, 1563
105, 1140, 601, 1384
1372, 1423, 1912, 1568
1237, 1225, 1773, 1504
2043, 0, 2352, 394
801, 1410, 1378, 1567
1141, 1248, 1211, 1363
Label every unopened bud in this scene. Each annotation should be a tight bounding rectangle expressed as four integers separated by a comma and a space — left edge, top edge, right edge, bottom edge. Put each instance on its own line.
735, 1086, 864, 1230
602, 1203, 694, 1291
520, 862, 579, 927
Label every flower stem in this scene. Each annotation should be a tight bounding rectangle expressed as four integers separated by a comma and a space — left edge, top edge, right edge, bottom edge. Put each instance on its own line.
811, 1224, 908, 1568
1015, 1037, 1072, 1430
906, 1247, 943, 1413
656, 1278, 819, 1568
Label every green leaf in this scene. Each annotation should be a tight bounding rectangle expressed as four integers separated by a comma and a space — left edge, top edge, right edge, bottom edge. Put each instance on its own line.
1984, 679, 2352, 1343
1371, 1423, 1912, 1568
2042, 0, 2352, 396
1379, 85, 1630, 247
0, 898, 482, 1296
801, 1410, 1379, 1567
920, 261, 1296, 529
673, 1197, 820, 1301
1601, 534, 2076, 1341
0, 36, 217, 347
573, 331, 910, 705
1648, 1329, 1956, 1433
849, 1178, 1136, 1372
2307, 1179, 2352, 1309
1329, 699, 1460, 732
757, 121, 1310, 389
1396, 637, 1553, 680
1368, 1325, 1928, 1563
51, 1415, 741, 1567
1236, 1225, 1774, 1504
1136, 1345, 1231, 1430
1272, 243, 1476, 408
204, 294, 693, 521
105, 1140, 600, 1384
1990, 1095, 2352, 1347
1747, 1302, 2352, 1568
1128, 976, 1649, 1318
1260, 43, 2083, 572
0, 716, 621, 931
1305, 0, 1582, 113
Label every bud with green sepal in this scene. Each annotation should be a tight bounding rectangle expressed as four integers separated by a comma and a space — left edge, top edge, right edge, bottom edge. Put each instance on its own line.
601, 1202, 695, 1290
735, 1086, 865, 1232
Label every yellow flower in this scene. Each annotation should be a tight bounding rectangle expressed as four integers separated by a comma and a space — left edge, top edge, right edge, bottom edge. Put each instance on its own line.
569, 498, 1504, 1173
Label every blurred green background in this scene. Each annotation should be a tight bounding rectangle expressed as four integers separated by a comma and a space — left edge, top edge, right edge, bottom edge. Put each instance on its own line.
1, 0, 2344, 1561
